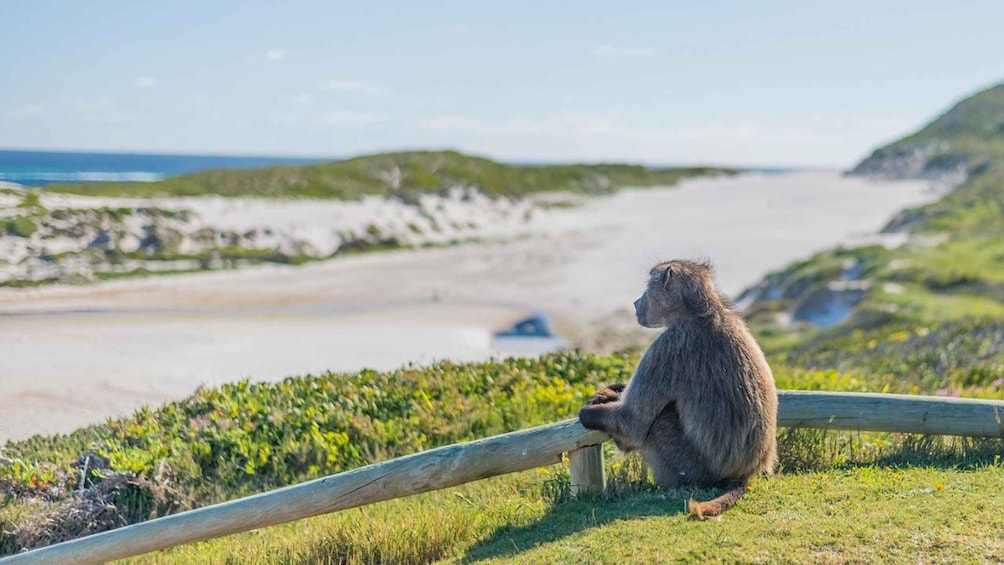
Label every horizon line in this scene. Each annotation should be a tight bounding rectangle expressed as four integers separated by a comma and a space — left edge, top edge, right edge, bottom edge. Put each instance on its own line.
0, 146, 848, 172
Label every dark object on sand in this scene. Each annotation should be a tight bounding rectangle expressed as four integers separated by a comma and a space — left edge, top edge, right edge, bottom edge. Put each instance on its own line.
494, 314, 554, 338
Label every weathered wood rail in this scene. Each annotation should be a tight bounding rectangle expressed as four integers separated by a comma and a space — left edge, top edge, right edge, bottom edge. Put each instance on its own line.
2, 391, 1003, 565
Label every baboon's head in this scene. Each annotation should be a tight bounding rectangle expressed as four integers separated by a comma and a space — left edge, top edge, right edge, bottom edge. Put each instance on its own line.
634, 260, 718, 327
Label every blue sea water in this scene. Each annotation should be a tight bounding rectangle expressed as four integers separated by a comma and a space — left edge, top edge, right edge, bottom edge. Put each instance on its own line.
0, 150, 331, 187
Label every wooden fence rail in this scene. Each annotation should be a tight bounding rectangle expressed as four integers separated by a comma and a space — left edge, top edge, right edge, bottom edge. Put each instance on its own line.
2, 391, 1003, 565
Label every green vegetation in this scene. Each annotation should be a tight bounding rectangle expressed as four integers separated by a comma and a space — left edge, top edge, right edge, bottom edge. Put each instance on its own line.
2, 350, 1001, 562
0, 192, 48, 238
15, 191, 43, 211
1, 216, 38, 238
120, 246, 319, 267
0, 353, 632, 554
39, 150, 735, 199
5, 353, 631, 502
905, 83, 1004, 144
781, 318, 1004, 395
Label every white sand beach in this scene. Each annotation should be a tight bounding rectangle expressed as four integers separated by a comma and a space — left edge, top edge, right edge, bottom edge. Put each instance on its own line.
0, 171, 939, 442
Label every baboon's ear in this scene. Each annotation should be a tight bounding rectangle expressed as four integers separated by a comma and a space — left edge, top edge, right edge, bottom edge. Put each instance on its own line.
680, 275, 711, 317
661, 266, 673, 289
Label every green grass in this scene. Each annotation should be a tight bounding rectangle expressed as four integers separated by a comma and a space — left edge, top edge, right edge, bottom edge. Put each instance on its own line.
780, 318, 1004, 395
114, 467, 568, 565
873, 286, 1004, 323
462, 466, 1004, 565
109, 441, 1004, 565
38, 150, 735, 199
897, 82, 1004, 149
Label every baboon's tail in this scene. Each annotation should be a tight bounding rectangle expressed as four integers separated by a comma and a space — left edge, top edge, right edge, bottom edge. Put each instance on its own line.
687, 481, 747, 519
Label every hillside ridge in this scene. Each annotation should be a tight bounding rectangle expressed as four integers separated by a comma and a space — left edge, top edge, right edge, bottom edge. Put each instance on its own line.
39, 149, 736, 199
739, 81, 1004, 381
850, 81, 1004, 181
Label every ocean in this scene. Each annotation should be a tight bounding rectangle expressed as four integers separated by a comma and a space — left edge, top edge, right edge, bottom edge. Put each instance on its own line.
0, 149, 331, 187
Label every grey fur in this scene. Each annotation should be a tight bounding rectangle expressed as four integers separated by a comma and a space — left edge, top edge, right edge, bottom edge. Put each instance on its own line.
579, 259, 778, 489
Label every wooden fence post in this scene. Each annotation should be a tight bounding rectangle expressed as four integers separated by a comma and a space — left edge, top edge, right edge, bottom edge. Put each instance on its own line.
569, 444, 605, 495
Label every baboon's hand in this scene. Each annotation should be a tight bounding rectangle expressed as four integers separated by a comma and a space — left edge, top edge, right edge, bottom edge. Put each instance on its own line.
587, 383, 626, 405
578, 404, 609, 431
579, 405, 636, 451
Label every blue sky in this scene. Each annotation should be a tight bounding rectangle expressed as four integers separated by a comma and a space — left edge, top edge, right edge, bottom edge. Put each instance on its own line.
1, 1, 1002, 167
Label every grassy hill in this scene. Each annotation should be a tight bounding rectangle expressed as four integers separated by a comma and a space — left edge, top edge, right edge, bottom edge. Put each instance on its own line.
38, 150, 735, 199
745, 81, 1004, 383
852, 82, 1004, 179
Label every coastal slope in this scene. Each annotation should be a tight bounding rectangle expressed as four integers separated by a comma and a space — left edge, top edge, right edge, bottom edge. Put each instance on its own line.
851, 82, 1004, 182
37, 150, 734, 199
739, 81, 1004, 394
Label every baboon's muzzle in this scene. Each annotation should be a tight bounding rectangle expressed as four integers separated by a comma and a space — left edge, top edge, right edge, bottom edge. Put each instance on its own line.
634, 296, 646, 325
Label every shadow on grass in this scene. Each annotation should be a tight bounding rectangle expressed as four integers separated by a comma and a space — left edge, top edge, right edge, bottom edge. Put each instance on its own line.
778, 428, 1004, 474
458, 484, 721, 563
866, 435, 1004, 470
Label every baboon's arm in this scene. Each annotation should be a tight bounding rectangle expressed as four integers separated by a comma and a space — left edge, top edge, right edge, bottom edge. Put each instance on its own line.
615, 347, 678, 446
578, 346, 676, 451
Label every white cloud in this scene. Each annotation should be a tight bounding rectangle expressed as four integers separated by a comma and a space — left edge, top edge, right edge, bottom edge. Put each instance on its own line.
133, 77, 160, 89
670, 122, 761, 141
73, 97, 149, 125
322, 112, 390, 126
265, 49, 286, 62
7, 104, 43, 118
319, 80, 387, 94
558, 115, 667, 140
807, 113, 915, 132
75, 97, 117, 113
413, 113, 780, 145
270, 114, 300, 126
417, 114, 672, 139
591, 45, 659, 58
417, 115, 546, 135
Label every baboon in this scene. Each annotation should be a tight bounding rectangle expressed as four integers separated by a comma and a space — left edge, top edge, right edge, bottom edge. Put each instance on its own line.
578, 259, 777, 518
